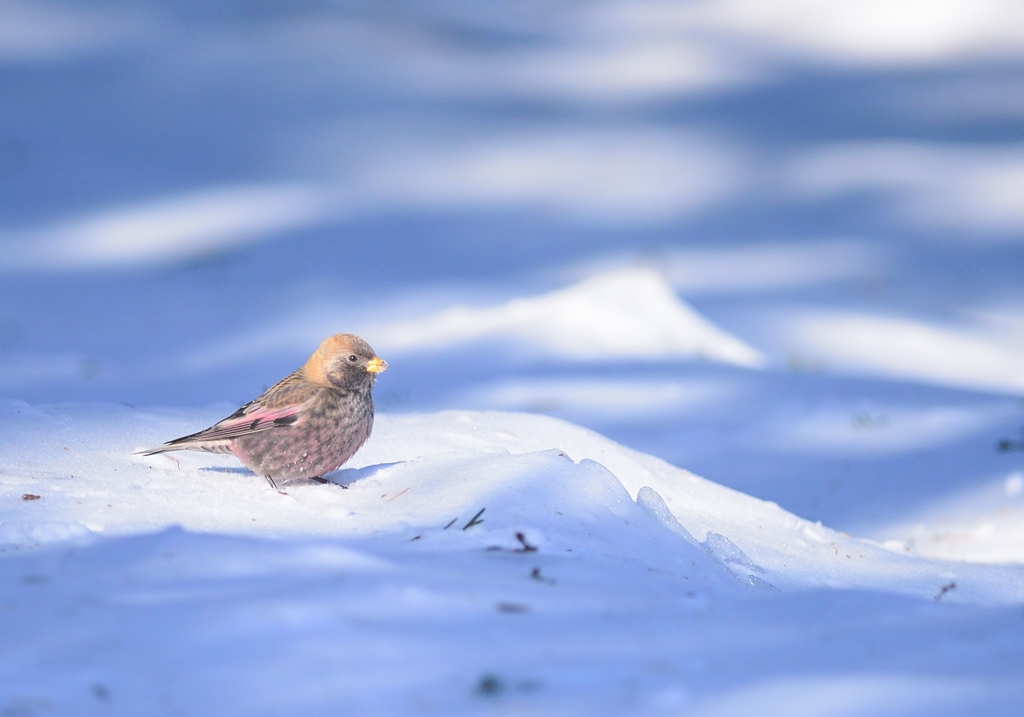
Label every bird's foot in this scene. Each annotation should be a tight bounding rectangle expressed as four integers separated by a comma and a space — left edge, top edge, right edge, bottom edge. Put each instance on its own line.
309, 476, 347, 488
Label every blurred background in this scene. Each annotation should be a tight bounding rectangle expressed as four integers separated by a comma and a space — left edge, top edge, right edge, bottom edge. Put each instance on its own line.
2, 0, 1024, 546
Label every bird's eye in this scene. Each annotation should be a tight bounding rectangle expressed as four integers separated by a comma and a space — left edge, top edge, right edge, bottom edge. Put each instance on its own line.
347, 354, 358, 362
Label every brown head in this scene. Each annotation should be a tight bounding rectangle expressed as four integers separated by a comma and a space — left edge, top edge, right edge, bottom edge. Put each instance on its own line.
301, 334, 387, 390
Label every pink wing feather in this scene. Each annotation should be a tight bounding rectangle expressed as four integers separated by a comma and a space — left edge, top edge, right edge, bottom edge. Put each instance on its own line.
137, 373, 315, 456
179, 402, 305, 443
138, 389, 309, 456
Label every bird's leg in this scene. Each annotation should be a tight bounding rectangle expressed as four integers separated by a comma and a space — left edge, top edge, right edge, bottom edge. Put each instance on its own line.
263, 473, 279, 490
309, 476, 328, 484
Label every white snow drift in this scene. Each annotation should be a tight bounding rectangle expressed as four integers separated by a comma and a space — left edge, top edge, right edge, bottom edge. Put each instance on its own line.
374, 269, 765, 367
4, 403, 1024, 715
3, 401, 1021, 603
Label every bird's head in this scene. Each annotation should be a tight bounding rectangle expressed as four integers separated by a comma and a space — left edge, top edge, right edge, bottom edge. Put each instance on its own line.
303, 333, 387, 390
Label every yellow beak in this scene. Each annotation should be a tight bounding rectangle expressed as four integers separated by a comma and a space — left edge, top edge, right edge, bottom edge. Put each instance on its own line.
366, 356, 388, 374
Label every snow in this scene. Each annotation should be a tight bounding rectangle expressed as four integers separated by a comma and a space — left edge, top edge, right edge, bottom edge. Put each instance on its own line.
781, 311, 1024, 393
788, 142, 1024, 234
0, 184, 339, 270
374, 269, 765, 366
5, 405, 1024, 714
1, 404, 1022, 716
3, 1, 1024, 715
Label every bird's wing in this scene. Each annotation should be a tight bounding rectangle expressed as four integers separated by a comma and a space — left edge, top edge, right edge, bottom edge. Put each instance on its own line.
136, 372, 320, 455
175, 402, 306, 443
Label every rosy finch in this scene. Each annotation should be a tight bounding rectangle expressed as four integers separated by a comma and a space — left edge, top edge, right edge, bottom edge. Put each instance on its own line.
139, 334, 387, 489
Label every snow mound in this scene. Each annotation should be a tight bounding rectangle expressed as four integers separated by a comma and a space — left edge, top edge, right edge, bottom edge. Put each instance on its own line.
876, 471, 1024, 564
784, 310, 1024, 393
5, 402, 1024, 715
0, 184, 339, 271
373, 269, 765, 367
4, 401, 1022, 605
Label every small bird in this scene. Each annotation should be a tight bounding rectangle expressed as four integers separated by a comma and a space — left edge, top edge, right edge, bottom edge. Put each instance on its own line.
138, 334, 387, 489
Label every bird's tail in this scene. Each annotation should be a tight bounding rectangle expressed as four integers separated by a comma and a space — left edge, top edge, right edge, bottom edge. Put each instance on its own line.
133, 444, 181, 457
134, 440, 232, 457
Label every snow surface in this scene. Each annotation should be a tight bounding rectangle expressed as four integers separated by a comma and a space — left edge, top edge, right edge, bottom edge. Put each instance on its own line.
373, 269, 766, 366
5, 403, 1024, 716
3, 1, 1024, 715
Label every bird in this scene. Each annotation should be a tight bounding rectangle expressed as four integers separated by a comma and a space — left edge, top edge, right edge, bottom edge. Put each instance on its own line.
138, 334, 387, 489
